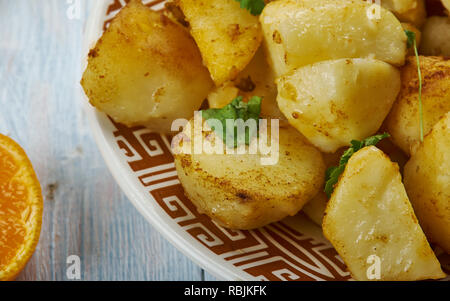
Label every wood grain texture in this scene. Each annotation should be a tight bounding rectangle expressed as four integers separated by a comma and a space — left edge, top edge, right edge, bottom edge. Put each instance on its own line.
0, 0, 216, 281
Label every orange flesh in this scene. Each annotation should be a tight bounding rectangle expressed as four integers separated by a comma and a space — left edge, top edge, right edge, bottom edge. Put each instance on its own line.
0, 147, 27, 269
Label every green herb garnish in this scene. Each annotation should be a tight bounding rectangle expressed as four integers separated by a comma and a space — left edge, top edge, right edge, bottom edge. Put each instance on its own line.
324, 133, 390, 198
201, 96, 262, 148
235, 0, 265, 15
405, 30, 415, 48
405, 30, 424, 142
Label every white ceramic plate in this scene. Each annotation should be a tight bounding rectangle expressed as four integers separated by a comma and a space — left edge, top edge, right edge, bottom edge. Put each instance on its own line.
82, 0, 449, 281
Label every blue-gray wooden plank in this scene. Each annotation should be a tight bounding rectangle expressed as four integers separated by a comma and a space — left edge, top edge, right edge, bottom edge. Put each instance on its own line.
0, 0, 216, 281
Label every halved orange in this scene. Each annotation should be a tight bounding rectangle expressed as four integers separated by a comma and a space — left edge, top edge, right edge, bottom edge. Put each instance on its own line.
0, 134, 43, 281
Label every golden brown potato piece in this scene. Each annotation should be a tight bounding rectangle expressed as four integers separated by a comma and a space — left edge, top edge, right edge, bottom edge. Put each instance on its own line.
260, 0, 407, 77
420, 16, 450, 56
443, 0, 450, 12
81, 0, 213, 133
173, 120, 325, 230
323, 146, 445, 281
277, 58, 400, 153
207, 48, 284, 119
176, 0, 262, 86
207, 85, 240, 110
385, 56, 450, 155
380, 0, 427, 28
404, 112, 450, 253
304, 138, 410, 227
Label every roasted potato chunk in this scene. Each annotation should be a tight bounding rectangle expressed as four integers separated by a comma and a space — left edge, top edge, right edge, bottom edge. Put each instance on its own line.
304, 137, 410, 227
323, 146, 445, 281
443, 0, 450, 11
420, 17, 450, 56
176, 0, 262, 85
207, 48, 284, 119
81, 0, 213, 132
385, 56, 450, 155
277, 58, 400, 153
173, 120, 325, 230
207, 85, 240, 110
260, 0, 406, 77
404, 112, 450, 253
380, 0, 426, 28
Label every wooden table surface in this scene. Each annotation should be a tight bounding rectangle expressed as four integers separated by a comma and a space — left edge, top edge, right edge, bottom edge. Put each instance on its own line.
0, 0, 216, 281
